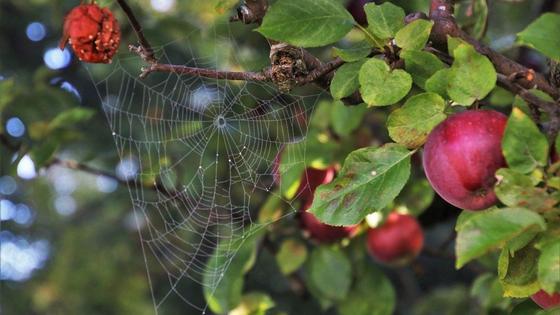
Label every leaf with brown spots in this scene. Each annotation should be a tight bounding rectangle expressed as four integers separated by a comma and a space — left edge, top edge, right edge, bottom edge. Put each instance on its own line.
307, 144, 413, 226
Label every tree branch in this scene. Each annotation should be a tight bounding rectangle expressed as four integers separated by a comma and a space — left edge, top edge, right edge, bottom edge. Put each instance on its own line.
48, 157, 185, 200
139, 63, 272, 81
427, 0, 560, 139
428, 0, 559, 101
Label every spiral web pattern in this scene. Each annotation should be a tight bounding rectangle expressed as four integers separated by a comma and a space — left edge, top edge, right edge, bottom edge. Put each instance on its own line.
87, 27, 323, 314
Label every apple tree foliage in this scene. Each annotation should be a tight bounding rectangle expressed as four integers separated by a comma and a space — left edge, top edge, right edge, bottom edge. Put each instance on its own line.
202, 1, 560, 314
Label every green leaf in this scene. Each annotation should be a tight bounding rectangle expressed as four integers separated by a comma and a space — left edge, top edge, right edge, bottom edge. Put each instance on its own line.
394, 177, 435, 216
229, 292, 275, 315
203, 226, 265, 314
401, 50, 446, 90
495, 168, 558, 211
489, 87, 515, 107
359, 58, 412, 106
425, 68, 451, 99
275, 238, 308, 275
538, 238, 560, 294
0, 78, 15, 112
49, 108, 96, 131
308, 144, 412, 225
447, 37, 470, 56
387, 92, 447, 148
447, 43, 497, 105
498, 245, 540, 297
455, 208, 546, 268
502, 108, 549, 173
414, 286, 481, 315
510, 300, 544, 315
470, 273, 508, 309
305, 246, 352, 301
337, 263, 395, 315
455, 210, 483, 232
257, 0, 354, 47
517, 13, 560, 61
258, 194, 284, 224
330, 101, 367, 137
331, 60, 367, 99
455, 0, 489, 40
30, 140, 59, 168
333, 41, 372, 62
364, 2, 405, 40
395, 19, 434, 51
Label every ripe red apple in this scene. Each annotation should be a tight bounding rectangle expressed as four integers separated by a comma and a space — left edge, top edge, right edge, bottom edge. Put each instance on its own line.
366, 212, 424, 265
347, 0, 373, 25
296, 167, 336, 203
531, 290, 560, 309
301, 199, 358, 243
423, 110, 507, 211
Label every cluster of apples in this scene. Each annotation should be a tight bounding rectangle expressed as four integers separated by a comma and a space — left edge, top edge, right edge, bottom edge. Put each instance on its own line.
423, 109, 558, 309
343, 0, 558, 307
286, 166, 424, 266
284, 106, 558, 308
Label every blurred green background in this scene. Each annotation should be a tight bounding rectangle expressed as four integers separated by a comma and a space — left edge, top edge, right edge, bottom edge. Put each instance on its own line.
0, 0, 557, 314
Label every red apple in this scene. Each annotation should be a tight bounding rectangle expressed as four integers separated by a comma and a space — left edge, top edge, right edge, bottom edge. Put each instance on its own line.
531, 290, 560, 309
301, 199, 358, 243
423, 110, 507, 211
347, 0, 373, 25
296, 167, 336, 203
366, 212, 424, 265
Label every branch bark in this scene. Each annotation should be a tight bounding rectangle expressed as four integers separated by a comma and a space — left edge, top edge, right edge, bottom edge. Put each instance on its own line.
48, 158, 185, 200
116, 0, 559, 137
428, 0, 560, 139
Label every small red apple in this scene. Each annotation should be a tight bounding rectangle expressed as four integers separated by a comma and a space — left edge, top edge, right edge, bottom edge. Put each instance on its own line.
296, 167, 336, 203
366, 212, 424, 265
531, 290, 560, 309
423, 110, 507, 211
301, 199, 358, 243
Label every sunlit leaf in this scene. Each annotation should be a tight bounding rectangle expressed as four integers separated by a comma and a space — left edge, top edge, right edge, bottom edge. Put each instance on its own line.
359, 58, 412, 106
308, 144, 412, 225
456, 208, 546, 268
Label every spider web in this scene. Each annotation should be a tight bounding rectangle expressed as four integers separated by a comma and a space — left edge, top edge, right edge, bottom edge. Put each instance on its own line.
86, 23, 324, 314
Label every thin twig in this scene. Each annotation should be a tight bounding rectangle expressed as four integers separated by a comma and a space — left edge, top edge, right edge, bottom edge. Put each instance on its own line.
297, 57, 345, 85
428, 0, 559, 101
48, 158, 184, 199
115, 0, 157, 63
140, 63, 272, 81
427, 0, 560, 139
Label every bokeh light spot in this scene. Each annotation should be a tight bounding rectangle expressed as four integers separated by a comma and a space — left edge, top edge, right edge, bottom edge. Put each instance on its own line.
6, 117, 25, 138
54, 195, 77, 216
43, 48, 72, 70
26, 22, 47, 42
0, 176, 17, 195
17, 155, 37, 180
151, 0, 176, 12
116, 157, 139, 181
